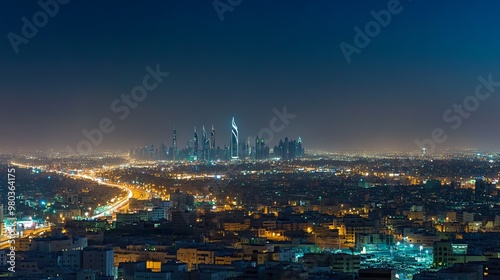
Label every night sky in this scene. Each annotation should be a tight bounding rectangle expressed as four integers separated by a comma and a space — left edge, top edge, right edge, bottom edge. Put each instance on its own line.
1, 0, 500, 152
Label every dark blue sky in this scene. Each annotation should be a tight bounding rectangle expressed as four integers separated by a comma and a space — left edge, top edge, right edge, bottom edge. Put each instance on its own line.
1, 0, 500, 152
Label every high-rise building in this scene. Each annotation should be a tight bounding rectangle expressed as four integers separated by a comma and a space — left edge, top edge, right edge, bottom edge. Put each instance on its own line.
193, 127, 199, 160
202, 126, 209, 161
82, 247, 114, 276
273, 137, 303, 160
255, 136, 261, 160
230, 117, 239, 159
284, 137, 289, 160
210, 125, 216, 161
255, 136, 267, 160
172, 127, 177, 161
149, 143, 155, 159
474, 177, 493, 201
297, 137, 304, 158
131, 120, 301, 162
239, 140, 248, 159
160, 142, 167, 160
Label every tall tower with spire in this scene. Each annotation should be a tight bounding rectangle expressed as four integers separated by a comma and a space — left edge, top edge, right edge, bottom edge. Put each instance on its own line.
193, 126, 199, 160
210, 125, 216, 161
297, 136, 303, 158
202, 126, 209, 161
230, 117, 239, 160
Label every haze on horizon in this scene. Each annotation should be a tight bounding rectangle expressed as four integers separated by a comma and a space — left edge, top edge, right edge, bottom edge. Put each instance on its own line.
1, 1, 500, 153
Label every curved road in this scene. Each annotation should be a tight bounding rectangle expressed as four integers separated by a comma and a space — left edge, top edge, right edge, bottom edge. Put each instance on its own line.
9, 162, 149, 219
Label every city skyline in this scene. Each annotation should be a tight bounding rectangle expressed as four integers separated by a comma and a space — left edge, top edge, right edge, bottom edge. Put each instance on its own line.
129, 117, 304, 161
2, 1, 500, 152
2, 2, 500, 279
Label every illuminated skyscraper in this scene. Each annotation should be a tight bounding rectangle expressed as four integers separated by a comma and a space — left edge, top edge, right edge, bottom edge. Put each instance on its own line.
172, 127, 177, 161
150, 143, 155, 159
255, 136, 266, 160
210, 125, 216, 161
230, 117, 239, 160
202, 125, 209, 161
255, 136, 260, 159
273, 137, 303, 160
193, 127, 198, 160
297, 136, 304, 158
160, 142, 166, 160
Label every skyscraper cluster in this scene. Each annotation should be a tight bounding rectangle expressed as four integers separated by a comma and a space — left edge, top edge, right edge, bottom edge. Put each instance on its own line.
274, 137, 304, 161
129, 117, 304, 161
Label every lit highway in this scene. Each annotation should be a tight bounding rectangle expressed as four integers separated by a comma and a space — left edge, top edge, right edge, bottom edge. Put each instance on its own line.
8, 162, 149, 219
0, 227, 51, 249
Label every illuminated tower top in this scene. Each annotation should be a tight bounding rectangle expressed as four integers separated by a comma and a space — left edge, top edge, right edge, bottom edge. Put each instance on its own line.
231, 117, 239, 159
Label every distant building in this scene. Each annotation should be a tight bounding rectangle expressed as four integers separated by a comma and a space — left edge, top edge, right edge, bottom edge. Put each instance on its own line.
359, 268, 396, 280
0, 250, 7, 267
231, 117, 239, 160
82, 246, 114, 277
62, 270, 96, 280
62, 250, 82, 270
171, 211, 197, 234
193, 127, 198, 161
172, 127, 177, 161
177, 248, 216, 271
301, 253, 361, 273
30, 236, 87, 252
488, 258, 500, 278
134, 271, 171, 280
343, 215, 378, 244
433, 241, 486, 269
210, 125, 216, 161
475, 177, 494, 201
254, 136, 269, 160
438, 263, 484, 280
116, 213, 141, 225
202, 125, 209, 161
273, 137, 304, 160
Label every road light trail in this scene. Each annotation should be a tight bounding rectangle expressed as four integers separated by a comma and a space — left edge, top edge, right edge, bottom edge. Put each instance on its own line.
9, 162, 141, 219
